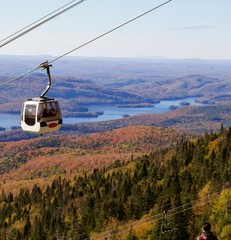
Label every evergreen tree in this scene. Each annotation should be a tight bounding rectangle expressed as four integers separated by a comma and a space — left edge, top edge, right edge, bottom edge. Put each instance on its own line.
171, 196, 189, 240
142, 183, 155, 212
31, 184, 42, 204
126, 228, 138, 240
1, 189, 6, 202
23, 215, 31, 239
31, 216, 47, 240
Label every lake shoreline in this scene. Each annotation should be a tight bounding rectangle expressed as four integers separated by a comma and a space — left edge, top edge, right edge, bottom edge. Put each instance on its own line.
0, 97, 205, 130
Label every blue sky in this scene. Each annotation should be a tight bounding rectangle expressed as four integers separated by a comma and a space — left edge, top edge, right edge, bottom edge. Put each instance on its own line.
1, 0, 231, 59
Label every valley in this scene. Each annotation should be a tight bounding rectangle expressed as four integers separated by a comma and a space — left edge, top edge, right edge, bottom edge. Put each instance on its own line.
0, 56, 231, 117
0, 56, 230, 239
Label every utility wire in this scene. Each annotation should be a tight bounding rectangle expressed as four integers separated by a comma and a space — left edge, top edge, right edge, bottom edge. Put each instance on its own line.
0, 0, 172, 88
0, 0, 86, 48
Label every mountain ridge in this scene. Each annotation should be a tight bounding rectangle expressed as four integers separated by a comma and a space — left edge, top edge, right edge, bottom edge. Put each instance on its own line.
1, 56, 231, 116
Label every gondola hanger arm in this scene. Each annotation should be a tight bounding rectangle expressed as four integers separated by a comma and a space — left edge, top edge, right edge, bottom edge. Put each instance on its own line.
40, 61, 53, 98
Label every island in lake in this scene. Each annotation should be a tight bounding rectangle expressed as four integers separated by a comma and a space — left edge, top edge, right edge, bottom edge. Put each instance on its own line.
115, 103, 155, 108
179, 101, 190, 106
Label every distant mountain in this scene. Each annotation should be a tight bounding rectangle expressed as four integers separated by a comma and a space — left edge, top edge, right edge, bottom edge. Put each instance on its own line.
0, 56, 231, 115
0, 74, 156, 114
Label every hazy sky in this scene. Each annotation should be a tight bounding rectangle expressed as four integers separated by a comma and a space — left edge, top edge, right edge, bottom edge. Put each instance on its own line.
1, 0, 231, 59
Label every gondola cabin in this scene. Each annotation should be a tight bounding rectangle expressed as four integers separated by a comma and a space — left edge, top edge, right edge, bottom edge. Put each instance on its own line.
21, 97, 62, 134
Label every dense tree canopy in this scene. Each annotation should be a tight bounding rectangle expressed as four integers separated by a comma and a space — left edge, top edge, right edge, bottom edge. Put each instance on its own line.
0, 126, 230, 239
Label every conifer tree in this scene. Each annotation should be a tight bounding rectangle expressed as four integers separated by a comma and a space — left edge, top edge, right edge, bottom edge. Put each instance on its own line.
126, 228, 138, 240
31, 216, 46, 240
23, 215, 31, 239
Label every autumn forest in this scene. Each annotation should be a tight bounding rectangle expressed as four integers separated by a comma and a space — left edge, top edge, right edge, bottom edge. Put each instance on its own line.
0, 57, 231, 239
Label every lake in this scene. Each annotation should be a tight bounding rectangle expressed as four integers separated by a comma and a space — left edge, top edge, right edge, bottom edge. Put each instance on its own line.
0, 97, 204, 129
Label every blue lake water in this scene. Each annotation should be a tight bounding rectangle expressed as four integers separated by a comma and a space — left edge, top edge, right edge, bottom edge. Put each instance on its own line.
0, 97, 204, 129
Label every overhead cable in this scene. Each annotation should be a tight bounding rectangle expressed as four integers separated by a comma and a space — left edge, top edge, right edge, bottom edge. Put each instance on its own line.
0, 0, 86, 48
50, 0, 173, 64
0, 67, 40, 87
0, 0, 79, 44
90, 183, 231, 240
0, 0, 173, 88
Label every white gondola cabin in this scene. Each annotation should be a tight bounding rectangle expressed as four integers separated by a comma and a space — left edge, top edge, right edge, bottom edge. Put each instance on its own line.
20, 61, 62, 134
21, 97, 62, 134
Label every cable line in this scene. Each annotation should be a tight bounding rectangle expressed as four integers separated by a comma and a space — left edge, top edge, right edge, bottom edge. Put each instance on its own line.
0, 67, 40, 87
0, 0, 79, 44
76, 182, 229, 240
0, 0, 86, 48
90, 183, 231, 240
0, 0, 172, 88
50, 0, 173, 64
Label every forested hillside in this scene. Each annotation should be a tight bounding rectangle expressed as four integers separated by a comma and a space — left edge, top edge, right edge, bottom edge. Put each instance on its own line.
0, 56, 231, 239
1, 57, 231, 116
0, 126, 187, 184
0, 126, 230, 239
